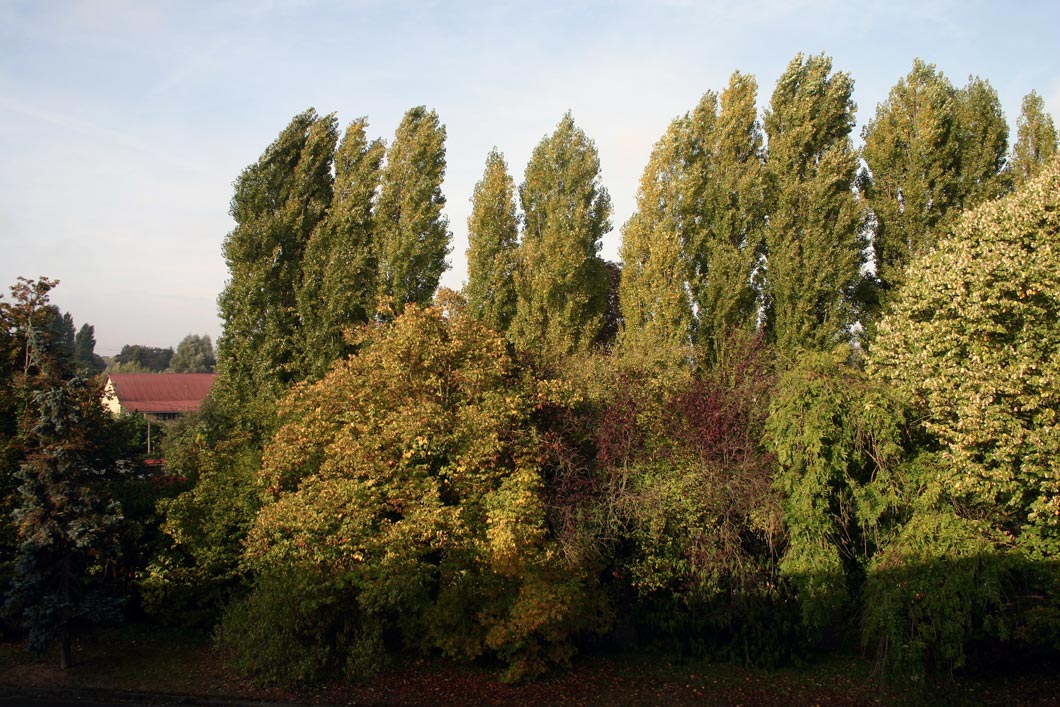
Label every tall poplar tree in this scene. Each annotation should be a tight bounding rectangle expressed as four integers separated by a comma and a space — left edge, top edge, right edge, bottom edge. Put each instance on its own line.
215, 109, 337, 425
690, 72, 768, 362
375, 106, 451, 314
861, 59, 962, 293
1010, 91, 1058, 185
955, 75, 1009, 206
464, 149, 519, 333
617, 111, 698, 359
763, 53, 864, 356
511, 112, 612, 356
297, 118, 384, 378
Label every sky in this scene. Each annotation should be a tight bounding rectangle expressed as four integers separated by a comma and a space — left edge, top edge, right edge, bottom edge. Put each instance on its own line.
1, 0, 1058, 356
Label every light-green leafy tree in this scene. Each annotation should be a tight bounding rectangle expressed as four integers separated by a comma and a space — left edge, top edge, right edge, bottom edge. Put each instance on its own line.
861, 60, 964, 293
511, 112, 612, 357
617, 107, 698, 361
763, 53, 865, 356
861, 159, 1060, 679
870, 156, 1060, 556
298, 117, 384, 378
1010, 90, 1058, 185
375, 106, 451, 314
464, 149, 519, 334
168, 334, 215, 373
954, 74, 1009, 206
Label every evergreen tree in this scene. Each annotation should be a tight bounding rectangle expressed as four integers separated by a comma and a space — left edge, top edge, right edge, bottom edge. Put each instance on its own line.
297, 118, 384, 377
169, 334, 216, 373
464, 149, 519, 334
215, 109, 337, 426
375, 106, 451, 314
1, 278, 127, 669
861, 59, 962, 293
955, 75, 1009, 206
1010, 91, 1058, 185
763, 53, 864, 356
511, 112, 612, 356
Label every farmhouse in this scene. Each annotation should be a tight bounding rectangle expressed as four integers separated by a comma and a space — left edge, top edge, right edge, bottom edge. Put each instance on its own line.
102, 373, 217, 420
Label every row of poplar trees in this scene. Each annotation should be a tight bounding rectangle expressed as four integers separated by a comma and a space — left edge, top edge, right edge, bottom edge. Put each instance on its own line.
215, 53, 1056, 406
153, 52, 1060, 683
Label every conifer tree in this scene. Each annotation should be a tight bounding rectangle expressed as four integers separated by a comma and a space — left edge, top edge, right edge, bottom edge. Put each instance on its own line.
375, 106, 451, 314
464, 149, 519, 334
215, 109, 337, 424
511, 112, 612, 356
297, 118, 384, 377
1010, 91, 1058, 185
763, 54, 864, 355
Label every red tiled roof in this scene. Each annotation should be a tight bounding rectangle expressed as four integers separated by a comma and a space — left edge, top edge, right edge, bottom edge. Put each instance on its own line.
106, 373, 217, 414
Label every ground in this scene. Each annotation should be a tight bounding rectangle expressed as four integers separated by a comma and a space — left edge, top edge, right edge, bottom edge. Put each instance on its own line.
0, 625, 1057, 706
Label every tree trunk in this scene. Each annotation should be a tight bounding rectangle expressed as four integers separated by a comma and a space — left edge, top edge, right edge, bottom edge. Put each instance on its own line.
60, 634, 72, 670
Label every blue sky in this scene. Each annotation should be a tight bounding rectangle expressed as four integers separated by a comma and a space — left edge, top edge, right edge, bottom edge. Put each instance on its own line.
2, 0, 1058, 355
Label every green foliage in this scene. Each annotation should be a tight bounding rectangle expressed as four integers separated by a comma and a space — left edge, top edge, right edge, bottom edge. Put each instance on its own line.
870, 157, 1060, 554
763, 53, 866, 356
511, 113, 612, 357
619, 73, 767, 366
0, 278, 135, 665
862, 510, 1009, 682
113, 344, 174, 373
72, 324, 105, 375
141, 412, 262, 626
465, 149, 519, 334
862, 159, 1060, 681
766, 348, 908, 632
861, 59, 964, 293
168, 334, 215, 373
1010, 91, 1058, 185
231, 301, 605, 683
955, 75, 1009, 206
375, 106, 451, 314
298, 118, 384, 378
215, 108, 337, 426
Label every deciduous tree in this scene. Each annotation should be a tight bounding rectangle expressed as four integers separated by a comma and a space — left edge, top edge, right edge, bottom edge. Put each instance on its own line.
215, 108, 337, 426
297, 118, 384, 377
1010, 90, 1058, 185
763, 53, 865, 355
464, 149, 519, 334
375, 106, 451, 314
511, 113, 612, 357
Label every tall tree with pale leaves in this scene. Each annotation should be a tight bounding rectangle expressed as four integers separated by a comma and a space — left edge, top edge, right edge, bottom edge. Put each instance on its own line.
375, 106, 451, 315
1010, 91, 1058, 185
464, 149, 519, 334
511, 112, 612, 356
763, 54, 864, 356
